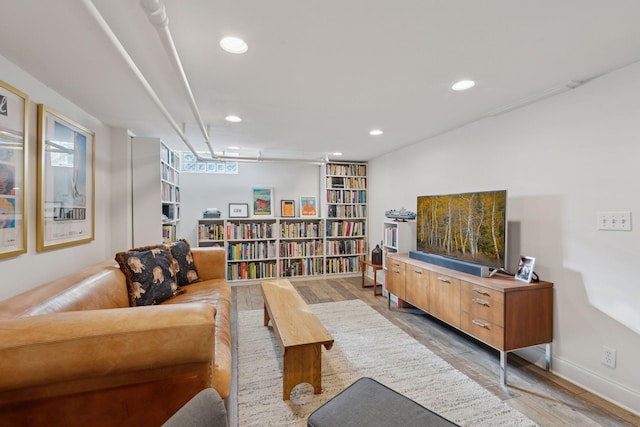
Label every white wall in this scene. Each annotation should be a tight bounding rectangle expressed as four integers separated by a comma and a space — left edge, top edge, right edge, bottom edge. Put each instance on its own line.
178, 161, 322, 245
0, 55, 113, 300
369, 61, 640, 413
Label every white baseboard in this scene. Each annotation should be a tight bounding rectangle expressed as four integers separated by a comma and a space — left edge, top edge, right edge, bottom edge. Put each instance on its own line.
514, 346, 640, 416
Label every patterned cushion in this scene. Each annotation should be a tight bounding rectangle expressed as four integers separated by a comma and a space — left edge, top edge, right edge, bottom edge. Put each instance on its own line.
165, 239, 200, 287
115, 248, 182, 306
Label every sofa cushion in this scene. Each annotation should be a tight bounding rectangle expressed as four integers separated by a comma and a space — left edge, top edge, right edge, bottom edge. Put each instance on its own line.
115, 248, 182, 306
165, 239, 200, 287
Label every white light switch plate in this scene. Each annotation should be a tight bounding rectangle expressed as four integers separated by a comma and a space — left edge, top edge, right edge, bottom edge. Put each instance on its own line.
597, 211, 632, 231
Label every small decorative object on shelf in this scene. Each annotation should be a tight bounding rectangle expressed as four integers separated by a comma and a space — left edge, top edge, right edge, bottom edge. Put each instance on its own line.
385, 208, 416, 222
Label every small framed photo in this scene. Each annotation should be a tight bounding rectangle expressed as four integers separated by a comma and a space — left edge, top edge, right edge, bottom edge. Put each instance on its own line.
515, 256, 536, 283
229, 203, 249, 218
252, 187, 273, 216
281, 200, 295, 217
300, 196, 317, 217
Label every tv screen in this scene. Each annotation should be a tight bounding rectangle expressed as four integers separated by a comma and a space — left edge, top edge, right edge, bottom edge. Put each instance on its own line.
416, 190, 507, 270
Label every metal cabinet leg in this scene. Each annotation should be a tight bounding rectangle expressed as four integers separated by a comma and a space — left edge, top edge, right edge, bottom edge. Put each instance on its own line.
545, 343, 551, 371
500, 351, 507, 385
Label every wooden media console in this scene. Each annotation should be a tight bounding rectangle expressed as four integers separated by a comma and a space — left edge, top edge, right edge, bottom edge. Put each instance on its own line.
386, 253, 554, 385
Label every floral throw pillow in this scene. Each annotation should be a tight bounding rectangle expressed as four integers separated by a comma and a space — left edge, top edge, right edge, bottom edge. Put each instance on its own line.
165, 239, 200, 287
115, 248, 182, 306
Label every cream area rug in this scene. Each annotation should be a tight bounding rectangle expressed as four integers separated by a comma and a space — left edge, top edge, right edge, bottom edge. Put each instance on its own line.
237, 299, 536, 427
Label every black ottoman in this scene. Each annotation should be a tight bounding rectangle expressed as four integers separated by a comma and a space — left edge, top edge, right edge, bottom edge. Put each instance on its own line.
307, 377, 458, 427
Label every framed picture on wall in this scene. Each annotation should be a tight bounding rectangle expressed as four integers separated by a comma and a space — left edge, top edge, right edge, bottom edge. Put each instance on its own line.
229, 203, 249, 218
281, 200, 295, 217
300, 196, 317, 217
252, 187, 273, 216
0, 80, 28, 259
515, 256, 536, 283
36, 104, 95, 252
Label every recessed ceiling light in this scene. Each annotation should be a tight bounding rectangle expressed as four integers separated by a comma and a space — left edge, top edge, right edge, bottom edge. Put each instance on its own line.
369, 129, 384, 136
333, 152, 343, 156
225, 115, 242, 123
220, 36, 248, 54
451, 79, 475, 91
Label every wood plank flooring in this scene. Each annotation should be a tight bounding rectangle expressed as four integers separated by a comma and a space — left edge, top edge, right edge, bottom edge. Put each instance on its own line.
229, 276, 640, 427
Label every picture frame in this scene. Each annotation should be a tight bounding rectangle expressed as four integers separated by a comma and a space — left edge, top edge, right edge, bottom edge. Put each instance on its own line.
300, 196, 317, 217
515, 256, 536, 283
252, 187, 273, 216
281, 199, 295, 217
229, 202, 249, 218
36, 104, 95, 252
0, 80, 29, 258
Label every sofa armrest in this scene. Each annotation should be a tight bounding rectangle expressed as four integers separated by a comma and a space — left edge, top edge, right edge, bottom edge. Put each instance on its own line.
0, 303, 216, 394
191, 247, 226, 280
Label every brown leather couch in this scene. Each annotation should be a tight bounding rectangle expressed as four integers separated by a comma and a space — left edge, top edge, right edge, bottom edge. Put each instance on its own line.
0, 247, 231, 427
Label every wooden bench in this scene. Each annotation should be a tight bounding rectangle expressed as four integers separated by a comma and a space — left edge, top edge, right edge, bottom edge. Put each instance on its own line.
260, 279, 334, 400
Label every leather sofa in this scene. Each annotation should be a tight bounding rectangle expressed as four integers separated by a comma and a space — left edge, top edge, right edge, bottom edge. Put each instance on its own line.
0, 247, 231, 427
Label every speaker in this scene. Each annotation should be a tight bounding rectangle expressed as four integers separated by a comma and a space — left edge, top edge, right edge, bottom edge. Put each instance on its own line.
409, 251, 490, 277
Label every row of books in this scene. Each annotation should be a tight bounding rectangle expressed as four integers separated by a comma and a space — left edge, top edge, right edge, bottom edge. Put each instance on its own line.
325, 163, 367, 177
327, 205, 367, 219
325, 256, 362, 274
326, 189, 367, 204
227, 261, 277, 281
280, 221, 323, 238
198, 223, 225, 241
279, 241, 324, 258
226, 222, 277, 240
161, 163, 179, 183
227, 241, 277, 261
326, 176, 367, 190
325, 239, 366, 256
161, 182, 180, 202
326, 220, 365, 237
280, 258, 324, 277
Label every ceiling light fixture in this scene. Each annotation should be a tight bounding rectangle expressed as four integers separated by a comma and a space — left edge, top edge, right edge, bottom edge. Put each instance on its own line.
220, 36, 248, 54
451, 79, 475, 91
369, 129, 384, 136
333, 152, 343, 156
225, 115, 242, 123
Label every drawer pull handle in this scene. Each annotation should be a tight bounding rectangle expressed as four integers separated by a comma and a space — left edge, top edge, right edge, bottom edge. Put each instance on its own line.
412, 269, 422, 274
472, 288, 490, 296
472, 298, 490, 307
437, 276, 451, 283
392, 269, 400, 274
472, 319, 489, 329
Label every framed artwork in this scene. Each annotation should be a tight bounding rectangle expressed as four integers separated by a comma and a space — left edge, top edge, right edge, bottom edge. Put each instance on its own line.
0, 80, 28, 258
252, 187, 273, 216
515, 256, 536, 283
300, 196, 317, 217
37, 105, 95, 251
229, 203, 249, 218
281, 200, 295, 217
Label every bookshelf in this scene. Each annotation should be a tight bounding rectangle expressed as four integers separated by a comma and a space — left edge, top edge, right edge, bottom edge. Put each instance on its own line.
132, 137, 180, 246
279, 218, 324, 277
323, 162, 368, 274
225, 219, 278, 281
197, 218, 225, 247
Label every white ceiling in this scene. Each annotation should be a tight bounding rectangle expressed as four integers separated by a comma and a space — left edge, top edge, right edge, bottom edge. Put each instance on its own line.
2, 0, 640, 161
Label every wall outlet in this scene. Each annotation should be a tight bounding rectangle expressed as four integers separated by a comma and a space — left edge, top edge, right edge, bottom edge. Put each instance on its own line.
601, 346, 617, 368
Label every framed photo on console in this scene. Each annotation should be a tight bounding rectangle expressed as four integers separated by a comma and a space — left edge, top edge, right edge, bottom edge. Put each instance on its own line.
515, 256, 536, 283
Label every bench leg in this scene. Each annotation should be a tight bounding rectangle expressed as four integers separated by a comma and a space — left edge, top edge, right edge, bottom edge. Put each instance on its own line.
263, 304, 270, 327
282, 344, 322, 400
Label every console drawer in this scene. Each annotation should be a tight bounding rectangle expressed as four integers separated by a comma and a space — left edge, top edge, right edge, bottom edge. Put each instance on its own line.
461, 312, 504, 349
461, 282, 504, 327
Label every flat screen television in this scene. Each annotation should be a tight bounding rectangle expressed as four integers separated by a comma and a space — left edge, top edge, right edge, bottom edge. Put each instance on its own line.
416, 190, 507, 270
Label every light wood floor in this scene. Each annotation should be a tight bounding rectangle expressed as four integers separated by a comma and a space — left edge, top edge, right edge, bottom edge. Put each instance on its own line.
228, 276, 640, 427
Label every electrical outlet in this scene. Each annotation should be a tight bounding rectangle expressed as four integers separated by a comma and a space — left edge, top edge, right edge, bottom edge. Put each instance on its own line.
597, 212, 632, 231
601, 346, 616, 368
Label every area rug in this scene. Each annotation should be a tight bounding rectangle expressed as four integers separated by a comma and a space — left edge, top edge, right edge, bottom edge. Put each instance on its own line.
237, 299, 536, 426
